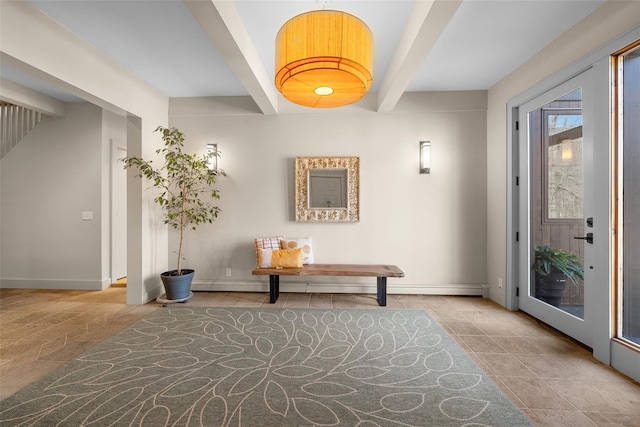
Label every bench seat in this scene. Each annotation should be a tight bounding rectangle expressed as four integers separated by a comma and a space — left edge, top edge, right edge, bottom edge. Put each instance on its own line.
252, 264, 405, 306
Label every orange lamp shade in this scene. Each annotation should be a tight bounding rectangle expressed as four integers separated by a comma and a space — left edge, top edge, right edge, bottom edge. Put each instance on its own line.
275, 10, 373, 108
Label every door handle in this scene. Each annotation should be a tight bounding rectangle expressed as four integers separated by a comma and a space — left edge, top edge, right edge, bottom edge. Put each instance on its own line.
574, 232, 593, 244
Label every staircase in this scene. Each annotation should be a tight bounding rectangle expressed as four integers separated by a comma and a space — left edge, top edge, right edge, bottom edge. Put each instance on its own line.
1, 102, 43, 159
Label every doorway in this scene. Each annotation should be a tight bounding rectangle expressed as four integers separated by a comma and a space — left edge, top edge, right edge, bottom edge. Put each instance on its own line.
508, 31, 640, 381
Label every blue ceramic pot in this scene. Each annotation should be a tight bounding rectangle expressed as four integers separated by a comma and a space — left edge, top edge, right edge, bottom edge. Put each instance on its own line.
160, 269, 195, 300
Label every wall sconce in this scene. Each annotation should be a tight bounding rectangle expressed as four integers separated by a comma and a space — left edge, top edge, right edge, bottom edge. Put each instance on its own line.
206, 143, 218, 172
420, 141, 431, 174
561, 138, 573, 161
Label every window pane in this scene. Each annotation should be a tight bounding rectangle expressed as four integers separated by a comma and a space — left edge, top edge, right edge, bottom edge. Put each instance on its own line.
530, 91, 585, 317
546, 112, 583, 219
621, 46, 640, 345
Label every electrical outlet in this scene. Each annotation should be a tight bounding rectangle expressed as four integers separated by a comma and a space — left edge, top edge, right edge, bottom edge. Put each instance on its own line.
225, 268, 231, 277
498, 277, 503, 288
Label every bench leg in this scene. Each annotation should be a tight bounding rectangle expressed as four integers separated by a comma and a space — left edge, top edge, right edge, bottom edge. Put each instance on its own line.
269, 275, 280, 303
377, 277, 387, 306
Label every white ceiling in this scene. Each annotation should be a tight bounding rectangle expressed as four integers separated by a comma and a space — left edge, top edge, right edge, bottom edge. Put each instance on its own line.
3, 0, 605, 112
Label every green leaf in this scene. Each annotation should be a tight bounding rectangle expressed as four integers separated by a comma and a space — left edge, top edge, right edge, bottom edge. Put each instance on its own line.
534, 244, 584, 287
121, 126, 224, 272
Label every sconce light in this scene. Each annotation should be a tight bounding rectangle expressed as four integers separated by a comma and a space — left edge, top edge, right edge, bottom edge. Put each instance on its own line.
206, 143, 218, 173
420, 141, 431, 174
561, 138, 573, 161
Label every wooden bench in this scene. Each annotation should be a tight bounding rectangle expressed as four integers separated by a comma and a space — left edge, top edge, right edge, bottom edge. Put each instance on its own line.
251, 264, 405, 306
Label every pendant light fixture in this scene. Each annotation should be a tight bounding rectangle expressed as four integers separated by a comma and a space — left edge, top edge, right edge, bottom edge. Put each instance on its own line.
275, 9, 373, 108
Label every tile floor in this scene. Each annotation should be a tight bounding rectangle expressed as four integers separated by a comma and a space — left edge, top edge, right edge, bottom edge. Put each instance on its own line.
1, 287, 639, 426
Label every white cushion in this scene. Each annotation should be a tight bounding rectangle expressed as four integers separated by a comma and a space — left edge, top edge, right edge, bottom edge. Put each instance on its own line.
280, 237, 314, 264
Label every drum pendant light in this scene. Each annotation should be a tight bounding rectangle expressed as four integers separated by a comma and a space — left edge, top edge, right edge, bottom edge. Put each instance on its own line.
275, 10, 373, 108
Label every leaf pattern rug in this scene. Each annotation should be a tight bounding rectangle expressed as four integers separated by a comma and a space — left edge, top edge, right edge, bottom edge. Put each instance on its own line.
0, 307, 531, 426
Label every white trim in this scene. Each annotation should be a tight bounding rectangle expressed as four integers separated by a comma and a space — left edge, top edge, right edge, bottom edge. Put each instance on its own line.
192, 280, 489, 297
141, 290, 155, 305
505, 104, 520, 311
611, 341, 640, 381
111, 139, 127, 284
0, 278, 111, 290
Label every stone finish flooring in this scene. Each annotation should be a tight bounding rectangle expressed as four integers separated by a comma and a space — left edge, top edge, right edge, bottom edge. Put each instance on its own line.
1, 287, 639, 426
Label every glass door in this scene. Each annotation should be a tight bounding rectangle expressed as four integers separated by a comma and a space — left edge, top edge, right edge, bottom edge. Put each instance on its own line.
618, 46, 640, 347
612, 42, 640, 379
518, 71, 597, 347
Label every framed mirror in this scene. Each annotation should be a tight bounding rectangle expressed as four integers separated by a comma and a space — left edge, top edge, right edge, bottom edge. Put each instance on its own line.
295, 157, 360, 222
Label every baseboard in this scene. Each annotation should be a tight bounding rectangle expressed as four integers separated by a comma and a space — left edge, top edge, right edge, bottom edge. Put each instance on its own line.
0, 278, 488, 298
0, 278, 109, 291
142, 290, 157, 305
192, 280, 489, 297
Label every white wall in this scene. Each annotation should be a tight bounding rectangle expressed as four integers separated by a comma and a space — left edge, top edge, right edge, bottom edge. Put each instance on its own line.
168, 91, 488, 295
1, 103, 108, 289
486, 0, 640, 305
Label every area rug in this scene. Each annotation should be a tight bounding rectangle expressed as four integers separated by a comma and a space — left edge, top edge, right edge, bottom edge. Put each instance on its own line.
0, 307, 532, 426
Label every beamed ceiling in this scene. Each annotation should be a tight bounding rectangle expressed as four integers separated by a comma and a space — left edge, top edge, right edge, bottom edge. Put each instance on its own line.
1, 0, 606, 114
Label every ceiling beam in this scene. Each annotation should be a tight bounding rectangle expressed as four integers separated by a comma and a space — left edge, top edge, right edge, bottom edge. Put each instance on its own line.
0, 76, 66, 117
184, 0, 278, 115
0, 2, 164, 118
377, 0, 462, 113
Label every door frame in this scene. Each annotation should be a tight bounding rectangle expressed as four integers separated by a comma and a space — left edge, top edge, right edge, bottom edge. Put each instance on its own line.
506, 27, 640, 372
111, 138, 127, 284
610, 40, 640, 382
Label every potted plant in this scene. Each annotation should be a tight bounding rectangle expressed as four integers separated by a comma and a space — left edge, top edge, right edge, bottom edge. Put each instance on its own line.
534, 244, 584, 307
123, 126, 222, 302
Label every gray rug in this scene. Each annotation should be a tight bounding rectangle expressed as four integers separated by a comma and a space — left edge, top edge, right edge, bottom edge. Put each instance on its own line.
0, 307, 531, 426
